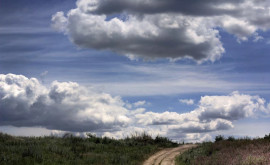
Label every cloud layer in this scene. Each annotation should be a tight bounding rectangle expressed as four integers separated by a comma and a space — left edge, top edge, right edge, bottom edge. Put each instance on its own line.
0, 74, 269, 141
52, 0, 270, 62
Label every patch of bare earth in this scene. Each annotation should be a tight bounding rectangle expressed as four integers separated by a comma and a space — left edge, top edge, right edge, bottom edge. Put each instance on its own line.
143, 144, 197, 165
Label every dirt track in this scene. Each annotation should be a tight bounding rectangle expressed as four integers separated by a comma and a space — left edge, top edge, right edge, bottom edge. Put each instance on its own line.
143, 144, 197, 165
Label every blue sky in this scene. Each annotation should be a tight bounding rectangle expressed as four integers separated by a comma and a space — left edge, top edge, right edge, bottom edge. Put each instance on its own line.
1, 0, 270, 142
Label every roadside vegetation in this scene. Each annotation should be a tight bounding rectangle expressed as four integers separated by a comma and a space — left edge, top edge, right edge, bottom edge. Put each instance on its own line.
176, 133, 270, 165
0, 132, 177, 165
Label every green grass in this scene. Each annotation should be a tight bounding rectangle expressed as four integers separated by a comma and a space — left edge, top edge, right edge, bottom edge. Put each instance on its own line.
176, 134, 270, 165
0, 132, 177, 165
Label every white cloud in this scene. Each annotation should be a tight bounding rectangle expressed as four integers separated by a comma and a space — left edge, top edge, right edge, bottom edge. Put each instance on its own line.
125, 100, 147, 109
198, 91, 267, 121
181, 133, 213, 142
135, 111, 191, 126
1, 74, 269, 142
253, 33, 264, 42
52, 0, 270, 62
217, 16, 257, 41
51, 12, 67, 33
40, 71, 48, 77
40, 71, 48, 83
179, 99, 194, 105
133, 100, 146, 107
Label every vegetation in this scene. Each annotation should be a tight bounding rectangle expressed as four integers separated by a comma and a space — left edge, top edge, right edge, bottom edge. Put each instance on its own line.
0, 132, 177, 165
176, 134, 270, 165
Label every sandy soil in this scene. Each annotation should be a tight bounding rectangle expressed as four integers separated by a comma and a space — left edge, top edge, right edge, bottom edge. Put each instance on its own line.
143, 144, 197, 165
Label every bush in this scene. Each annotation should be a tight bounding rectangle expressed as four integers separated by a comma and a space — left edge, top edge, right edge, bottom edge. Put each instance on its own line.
227, 136, 235, 141
0, 133, 13, 142
215, 135, 225, 142
62, 133, 73, 138
86, 133, 96, 138
264, 133, 270, 140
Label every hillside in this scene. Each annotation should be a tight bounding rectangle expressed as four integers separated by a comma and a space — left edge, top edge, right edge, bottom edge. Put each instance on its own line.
0, 132, 177, 165
176, 134, 270, 165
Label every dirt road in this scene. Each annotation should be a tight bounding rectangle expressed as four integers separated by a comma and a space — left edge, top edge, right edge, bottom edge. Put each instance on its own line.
143, 144, 197, 165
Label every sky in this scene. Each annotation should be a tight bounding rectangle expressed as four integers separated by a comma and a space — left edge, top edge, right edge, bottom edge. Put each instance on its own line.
1, 0, 270, 142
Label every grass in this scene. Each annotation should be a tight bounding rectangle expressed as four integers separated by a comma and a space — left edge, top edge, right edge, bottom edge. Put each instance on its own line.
0, 132, 177, 165
176, 134, 270, 165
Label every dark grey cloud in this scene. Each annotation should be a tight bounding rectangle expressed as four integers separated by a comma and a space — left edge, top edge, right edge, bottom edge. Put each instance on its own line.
70, 25, 221, 61
83, 0, 243, 16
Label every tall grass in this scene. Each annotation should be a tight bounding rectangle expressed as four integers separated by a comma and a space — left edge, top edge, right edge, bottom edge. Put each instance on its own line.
176, 134, 270, 165
0, 132, 177, 165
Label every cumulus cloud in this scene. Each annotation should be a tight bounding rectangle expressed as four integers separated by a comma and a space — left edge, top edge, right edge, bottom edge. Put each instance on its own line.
198, 91, 267, 121
52, 0, 270, 62
1, 74, 269, 142
52, 11, 224, 62
0, 74, 130, 132
179, 99, 194, 105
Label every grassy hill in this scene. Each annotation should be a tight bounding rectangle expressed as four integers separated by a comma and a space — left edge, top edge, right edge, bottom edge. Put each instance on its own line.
0, 132, 177, 165
176, 134, 270, 165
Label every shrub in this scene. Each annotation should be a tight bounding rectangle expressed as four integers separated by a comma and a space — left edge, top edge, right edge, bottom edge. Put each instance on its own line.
215, 135, 224, 142
264, 133, 270, 140
86, 133, 96, 139
227, 136, 235, 141
102, 137, 113, 144
62, 133, 74, 139
0, 133, 13, 142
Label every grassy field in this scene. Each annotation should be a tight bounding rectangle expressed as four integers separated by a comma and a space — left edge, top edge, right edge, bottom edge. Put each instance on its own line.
0, 132, 177, 165
176, 134, 270, 165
